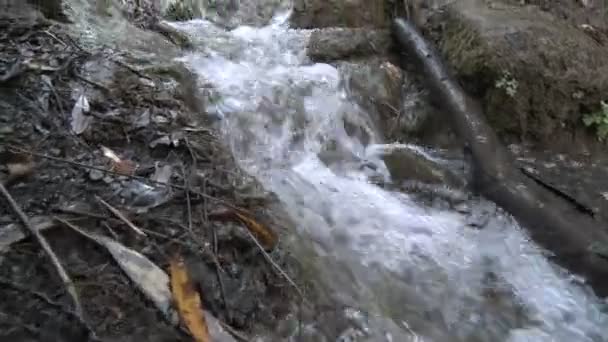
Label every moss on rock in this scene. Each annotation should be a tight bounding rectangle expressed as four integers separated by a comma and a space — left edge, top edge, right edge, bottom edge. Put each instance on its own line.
429, 0, 608, 148
290, 0, 388, 28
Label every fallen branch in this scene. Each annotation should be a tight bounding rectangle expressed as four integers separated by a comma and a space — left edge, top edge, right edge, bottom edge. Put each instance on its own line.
8, 145, 243, 212
0, 216, 56, 252
0, 183, 84, 317
242, 226, 304, 300
95, 196, 147, 236
393, 18, 608, 296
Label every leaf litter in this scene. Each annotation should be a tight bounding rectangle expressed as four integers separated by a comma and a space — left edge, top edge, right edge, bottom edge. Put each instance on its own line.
0, 2, 305, 341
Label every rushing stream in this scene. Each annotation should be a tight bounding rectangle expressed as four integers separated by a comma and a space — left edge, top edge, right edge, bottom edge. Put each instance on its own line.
168, 6, 608, 342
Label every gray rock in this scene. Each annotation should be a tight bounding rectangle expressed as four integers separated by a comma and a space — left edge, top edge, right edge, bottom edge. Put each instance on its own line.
89, 169, 104, 181
291, 0, 388, 29
307, 28, 392, 61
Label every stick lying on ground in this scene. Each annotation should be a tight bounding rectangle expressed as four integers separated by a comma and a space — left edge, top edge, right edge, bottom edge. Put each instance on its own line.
392, 18, 608, 297
0, 183, 84, 316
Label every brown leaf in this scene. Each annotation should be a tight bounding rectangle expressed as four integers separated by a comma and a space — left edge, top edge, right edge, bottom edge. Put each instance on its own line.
56, 218, 176, 324
209, 208, 277, 251
170, 254, 211, 342
101, 146, 138, 175
233, 211, 277, 251
3, 151, 35, 183
110, 159, 138, 176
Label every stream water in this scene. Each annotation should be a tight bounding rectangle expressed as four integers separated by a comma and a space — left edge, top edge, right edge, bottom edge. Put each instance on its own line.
169, 6, 608, 342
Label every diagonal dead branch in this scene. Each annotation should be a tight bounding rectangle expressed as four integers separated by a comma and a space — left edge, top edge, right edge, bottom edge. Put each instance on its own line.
241, 227, 304, 300
95, 196, 147, 236
0, 183, 84, 318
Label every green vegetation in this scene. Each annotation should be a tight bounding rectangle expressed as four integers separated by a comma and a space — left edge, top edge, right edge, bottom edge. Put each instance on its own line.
165, 2, 196, 21
583, 101, 608, 141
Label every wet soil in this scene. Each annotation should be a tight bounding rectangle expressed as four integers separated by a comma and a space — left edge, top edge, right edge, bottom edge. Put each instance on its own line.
0, 4, 303, 341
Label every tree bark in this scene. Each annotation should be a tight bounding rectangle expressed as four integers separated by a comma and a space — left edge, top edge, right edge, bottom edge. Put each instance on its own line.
393, 18, 608, 297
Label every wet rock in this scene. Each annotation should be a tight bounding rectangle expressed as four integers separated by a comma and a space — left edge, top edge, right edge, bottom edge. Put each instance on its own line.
89, 169, 104, 181
307, 28, 392, 61
383, 148, 456, 184
337, 59, 428, 139
428, 0, 608, 151
290, 0, 388, 29
26, 0, 70, 22
376, 144, 463, 187
222, 0, 289, 26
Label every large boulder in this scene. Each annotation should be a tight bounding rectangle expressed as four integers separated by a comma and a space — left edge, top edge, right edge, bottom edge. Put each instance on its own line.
307, 28, 392, 61
290, 0, 388, 29
427, 0, 608, 152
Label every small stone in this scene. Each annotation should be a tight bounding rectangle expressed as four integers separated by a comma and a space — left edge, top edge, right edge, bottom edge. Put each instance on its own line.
89, 169, 104, 181
49, 148, 61, 156
103, 175, 114, 184
0, 126, 14, 135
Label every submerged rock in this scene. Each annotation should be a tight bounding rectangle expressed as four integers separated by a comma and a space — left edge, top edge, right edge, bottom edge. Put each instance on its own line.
337, 58, 439, 141
369, 144, 465, 188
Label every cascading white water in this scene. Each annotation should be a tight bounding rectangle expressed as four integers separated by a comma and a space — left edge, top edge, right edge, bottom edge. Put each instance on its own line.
169, 8, 608, 342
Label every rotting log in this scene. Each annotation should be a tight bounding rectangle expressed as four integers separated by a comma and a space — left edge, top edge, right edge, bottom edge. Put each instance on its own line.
393, 18, 608, 297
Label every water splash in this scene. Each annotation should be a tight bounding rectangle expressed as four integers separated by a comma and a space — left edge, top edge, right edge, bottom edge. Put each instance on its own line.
170, 9, 608, 342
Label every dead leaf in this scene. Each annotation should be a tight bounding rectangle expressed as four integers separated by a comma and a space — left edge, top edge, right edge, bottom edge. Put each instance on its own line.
4, 152, 35, 183
0, 216, 55, 252
234, 211, 278, 251
209, 208, 277, 251
101, 146, 122, 163
7, 160, 35, 179
70, 94, 92, 134
56, 218, 176, 323
111, 159, 138, 176
101, 146, 138, 176
57, 219, 239, 341
170, 254, 211, 342
151, 164, 172, 184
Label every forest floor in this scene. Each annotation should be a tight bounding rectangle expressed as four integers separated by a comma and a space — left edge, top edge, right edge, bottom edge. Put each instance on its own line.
0, 4, 305, 341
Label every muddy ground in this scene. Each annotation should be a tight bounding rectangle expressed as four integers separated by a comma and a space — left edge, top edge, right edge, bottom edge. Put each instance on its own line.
0, 3, 310, 342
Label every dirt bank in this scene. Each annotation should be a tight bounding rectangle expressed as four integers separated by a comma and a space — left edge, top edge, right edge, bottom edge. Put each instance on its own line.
425, 0, 608, 154
0, 1, 306, 341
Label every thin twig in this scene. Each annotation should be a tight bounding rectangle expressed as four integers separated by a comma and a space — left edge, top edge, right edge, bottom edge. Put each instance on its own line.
43, 30, 67, 47
0, 183, 84, 318
112, 59, 153, 81
76, 74, 111, 93
242, 227, 304, 299
8, 146, 242, 212
95, 196, 147, 236
218, 321, 249, 342
210, 212, 229, 314
182, 165, 193, 233
178, 166, 225, 272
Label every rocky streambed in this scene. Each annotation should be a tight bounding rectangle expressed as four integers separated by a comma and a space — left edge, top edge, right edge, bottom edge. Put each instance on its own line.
2, 0, 608, 341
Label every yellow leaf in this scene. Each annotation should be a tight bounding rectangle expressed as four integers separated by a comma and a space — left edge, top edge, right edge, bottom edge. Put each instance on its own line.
234, 211, 278, 251
208, 208, 278, 251
170, 254, 211, 342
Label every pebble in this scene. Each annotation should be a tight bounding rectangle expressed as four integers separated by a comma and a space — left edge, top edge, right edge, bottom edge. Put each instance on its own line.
89, 169, 104, 181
